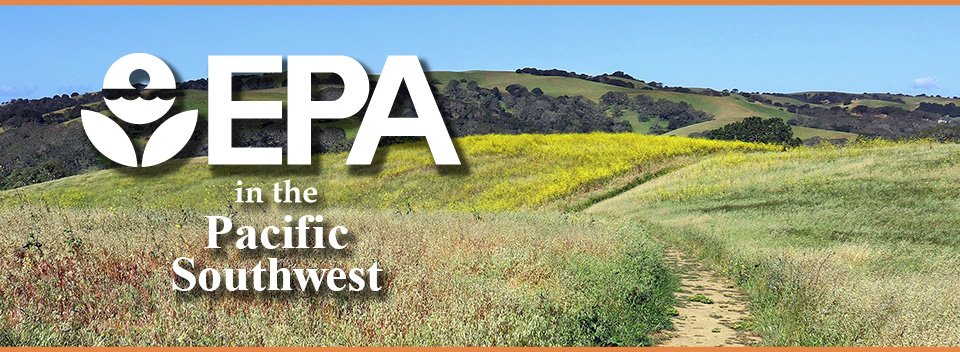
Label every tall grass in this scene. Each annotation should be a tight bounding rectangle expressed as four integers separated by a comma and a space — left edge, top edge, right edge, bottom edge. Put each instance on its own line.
0, 207, 674, 346
588, 141, 960, 346
0, 133, 776, 345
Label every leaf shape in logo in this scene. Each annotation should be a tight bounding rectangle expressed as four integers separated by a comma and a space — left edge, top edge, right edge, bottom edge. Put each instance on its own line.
80, 110, 138, 167
141, 110, 198, 167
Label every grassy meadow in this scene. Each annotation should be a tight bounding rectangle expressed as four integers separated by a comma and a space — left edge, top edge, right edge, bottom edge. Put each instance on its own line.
588, 140, 960, 345
0, 133, 773, 346
3, 133, 773, 212
0, 207, 672, 346
4, 128, 960, 346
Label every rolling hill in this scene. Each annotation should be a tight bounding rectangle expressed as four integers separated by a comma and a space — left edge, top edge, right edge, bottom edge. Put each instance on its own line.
5, 130, 960, 346
8, 67, 960, 193
2, 65, 960, 347
587, 140, 960, 345
0, 133, 774, 346
163, 70, 864, 142
758, 91, 960, 111
2, 133, 774, 212
427, 71, 856, 140
126, 70, 864, 141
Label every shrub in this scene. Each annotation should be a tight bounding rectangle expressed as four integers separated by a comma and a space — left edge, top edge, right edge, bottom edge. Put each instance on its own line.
696, 117, 801, 146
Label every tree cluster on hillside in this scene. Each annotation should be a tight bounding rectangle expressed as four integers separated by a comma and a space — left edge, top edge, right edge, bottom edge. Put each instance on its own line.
0, 93, 101, 128
178, 78, 209, 90
767, 92, 906, 105
693, 116, 801, 146
0, 122, 105, 189
178, 72, 333, 91
913, 124, 960, 142
786, 104, 946, 139
514, 67, 637, 88
916, 102, 960, 117
598, 91, 713, 132
496, 83, 631, 134
359, 79, 630, 135
418, 80, 630, 135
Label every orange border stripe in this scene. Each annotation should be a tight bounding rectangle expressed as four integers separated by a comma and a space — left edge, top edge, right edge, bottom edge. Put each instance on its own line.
2, 0, 960, 4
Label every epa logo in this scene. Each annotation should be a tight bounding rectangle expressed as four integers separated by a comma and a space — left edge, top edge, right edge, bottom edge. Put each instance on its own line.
82, 53, 459, 167
81, 53, 198, 167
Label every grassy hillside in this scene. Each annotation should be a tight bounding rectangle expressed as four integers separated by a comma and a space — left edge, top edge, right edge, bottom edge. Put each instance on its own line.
3, 134, 774, 212
588, 141, 960, 345
428, 71, 855, 141
0, 207, 673, 346
430, 71, 636, 101
759, 92, 960, 111
619, 110, 667, 134
789, 126, 857, 141
0, 133, 777, 346
9, 66, 960, 346
36, 71, 858, 144
5, 128, 959, 345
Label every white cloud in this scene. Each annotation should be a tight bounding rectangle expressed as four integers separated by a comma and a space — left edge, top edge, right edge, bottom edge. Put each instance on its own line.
911, 77, 938, 90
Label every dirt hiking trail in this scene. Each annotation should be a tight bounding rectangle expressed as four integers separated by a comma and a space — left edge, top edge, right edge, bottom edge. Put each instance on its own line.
657, 249, 761, 346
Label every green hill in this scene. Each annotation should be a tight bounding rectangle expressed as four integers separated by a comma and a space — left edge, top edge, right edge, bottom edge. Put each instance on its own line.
4, 131, 960, 345
3, 133, 773, 212
4, 65, 960, 346
428, 71, 856, 141
0, 133, 773, 346
171, 70, 860, 141
9, 70, 865, 149
588, 140, 960, 345
759, 92, 960, 111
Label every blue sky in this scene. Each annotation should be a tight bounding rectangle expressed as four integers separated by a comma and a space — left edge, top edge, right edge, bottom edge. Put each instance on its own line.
1, 6, 958, 101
